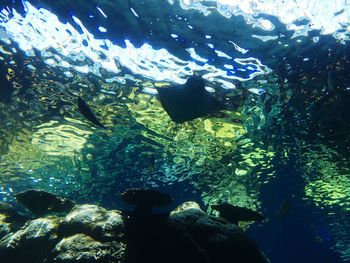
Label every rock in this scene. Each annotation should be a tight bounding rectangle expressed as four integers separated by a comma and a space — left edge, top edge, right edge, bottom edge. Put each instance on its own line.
171, 201, 202, 212
92, 210, 124, 240
169, 202, 269, 263
0, 217, 61, 263
0, 197, 269, 263
63, 204, 124, 241
51, 233, 125, 263
64, 205, 106, 226
15, 189, 75, 216
170, 201, 224, 228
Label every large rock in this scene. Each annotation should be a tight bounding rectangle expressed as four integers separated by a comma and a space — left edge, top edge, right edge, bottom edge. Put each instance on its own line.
0, 217, 61, 263
63, 204, 125, 241
51, 233, 125, 263
169, 201, 269, 263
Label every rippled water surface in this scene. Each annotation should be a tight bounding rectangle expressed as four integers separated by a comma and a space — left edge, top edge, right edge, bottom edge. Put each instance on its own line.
1, 0, 350, 262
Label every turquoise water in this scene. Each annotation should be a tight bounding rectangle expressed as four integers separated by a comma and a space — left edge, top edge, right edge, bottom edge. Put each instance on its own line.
1, 1, 350, 262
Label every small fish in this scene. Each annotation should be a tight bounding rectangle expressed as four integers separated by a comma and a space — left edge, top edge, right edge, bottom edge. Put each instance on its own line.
312, 223, 331, 242
327, 70, 335, 92
276, 199, 291, 215
212, 202, 264, 225
0, 67, 13, 102
77, 97, 105, 129
147, 154, 156, 172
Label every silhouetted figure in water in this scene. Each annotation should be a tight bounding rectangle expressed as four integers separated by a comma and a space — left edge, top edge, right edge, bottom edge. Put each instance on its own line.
77, 96, 105, 128
0, 65, 13, 103
156, 76, 223, 123
15, 189, 75, 217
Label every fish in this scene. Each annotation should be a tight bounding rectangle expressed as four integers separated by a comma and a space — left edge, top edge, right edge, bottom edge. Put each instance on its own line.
212, 202, 264, 225
147, 154, 156, 172
156, 76, 223, 123
327, 70, 335, 92
0, 67, 13, 102
15, 189, 75, 216
77, 96, 105, 129
276, 199, 291, 215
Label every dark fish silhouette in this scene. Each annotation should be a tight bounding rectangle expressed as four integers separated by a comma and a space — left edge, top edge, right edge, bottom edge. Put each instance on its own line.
156, 76, 223, 123
0, 67, 13, 103
276, 199, 291, 215
15, 189, 75, 216
77, 97, 105, 128
212, 203, 264, 225
147, 154, 156, 172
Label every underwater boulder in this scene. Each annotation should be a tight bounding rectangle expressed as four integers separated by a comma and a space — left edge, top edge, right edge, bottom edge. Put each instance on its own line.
63, 204, 125, 241
169, 201, 219, 230
15, 189, 75, 217
51, 233, 125, 263
0, 217, 61, 263
169, 201, 238, 234
64, 204, 107, 226
91, 210, 125, 240
171, 201, 202, 213
169, 202, 269, 263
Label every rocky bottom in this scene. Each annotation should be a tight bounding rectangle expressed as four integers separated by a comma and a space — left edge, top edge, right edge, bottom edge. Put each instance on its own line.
0, 190, 269, 263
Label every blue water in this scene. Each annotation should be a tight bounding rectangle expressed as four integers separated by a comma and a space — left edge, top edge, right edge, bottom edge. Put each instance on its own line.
1, 1, 350, 262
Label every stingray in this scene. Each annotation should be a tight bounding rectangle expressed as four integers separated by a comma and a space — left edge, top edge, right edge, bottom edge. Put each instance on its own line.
156, 76, 222, 123
77, 97, 105, 129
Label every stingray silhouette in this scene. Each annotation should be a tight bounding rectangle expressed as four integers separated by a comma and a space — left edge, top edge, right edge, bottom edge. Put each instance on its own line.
156, 76, 222, 123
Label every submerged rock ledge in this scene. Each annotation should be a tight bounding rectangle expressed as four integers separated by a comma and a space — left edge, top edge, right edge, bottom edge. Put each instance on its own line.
0, 192, 269, 263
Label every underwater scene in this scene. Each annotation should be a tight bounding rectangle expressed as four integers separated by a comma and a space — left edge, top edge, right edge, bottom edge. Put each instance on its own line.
0, 0, 350, 262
